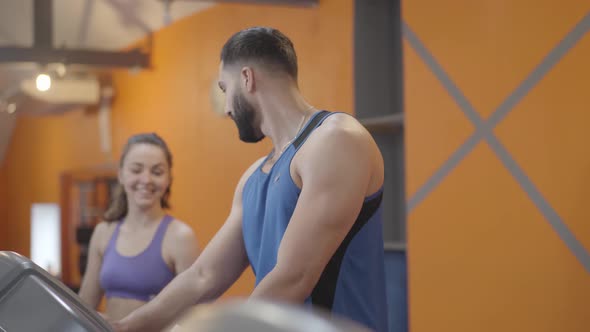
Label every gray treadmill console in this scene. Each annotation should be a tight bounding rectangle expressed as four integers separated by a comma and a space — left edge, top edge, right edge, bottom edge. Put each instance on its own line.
0, 251, 112, 332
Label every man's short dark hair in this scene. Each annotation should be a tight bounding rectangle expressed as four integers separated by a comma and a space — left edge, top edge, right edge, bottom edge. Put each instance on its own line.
221, 27, 298, 80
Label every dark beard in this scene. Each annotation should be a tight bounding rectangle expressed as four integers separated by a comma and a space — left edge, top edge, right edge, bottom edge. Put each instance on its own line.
233, 92, 265, 143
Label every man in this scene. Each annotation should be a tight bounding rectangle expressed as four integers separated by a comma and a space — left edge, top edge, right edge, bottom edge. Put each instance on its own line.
112, 27, 389, 332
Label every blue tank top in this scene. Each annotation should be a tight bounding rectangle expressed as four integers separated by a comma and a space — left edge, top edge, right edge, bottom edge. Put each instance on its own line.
242, 111, 389, 332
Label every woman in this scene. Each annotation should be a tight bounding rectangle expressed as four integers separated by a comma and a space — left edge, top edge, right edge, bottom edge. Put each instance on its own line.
79, 132, 200, 321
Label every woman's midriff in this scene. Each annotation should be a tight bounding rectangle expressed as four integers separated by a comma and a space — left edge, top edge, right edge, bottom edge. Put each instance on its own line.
105, 297, 146, 321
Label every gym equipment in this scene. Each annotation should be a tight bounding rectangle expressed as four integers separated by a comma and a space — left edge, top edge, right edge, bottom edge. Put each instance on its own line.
169, 299, 373, 332
0, 251, 112, 332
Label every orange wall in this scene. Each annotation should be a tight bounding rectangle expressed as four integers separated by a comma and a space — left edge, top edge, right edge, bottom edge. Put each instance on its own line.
0, 0, 352, 298
404, 0, 590, 331
1, 111, 110, 254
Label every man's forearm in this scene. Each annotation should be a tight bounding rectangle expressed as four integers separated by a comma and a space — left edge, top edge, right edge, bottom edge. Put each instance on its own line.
115, 267, 213, 332
250, 268, 311, 304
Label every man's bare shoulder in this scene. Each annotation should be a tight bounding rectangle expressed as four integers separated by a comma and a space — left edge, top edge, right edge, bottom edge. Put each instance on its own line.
303, 112, 374, 153
294, 112, 384, 192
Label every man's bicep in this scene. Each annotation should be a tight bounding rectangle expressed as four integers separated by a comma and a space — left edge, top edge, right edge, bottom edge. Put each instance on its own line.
299, 127, 372, 218
274, 129, 372, 281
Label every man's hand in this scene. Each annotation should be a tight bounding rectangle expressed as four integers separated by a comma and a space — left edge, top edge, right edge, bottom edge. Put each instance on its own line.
109, 320, 128, 332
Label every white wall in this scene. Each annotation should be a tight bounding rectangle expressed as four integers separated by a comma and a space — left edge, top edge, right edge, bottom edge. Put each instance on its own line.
30, 203, 61, 277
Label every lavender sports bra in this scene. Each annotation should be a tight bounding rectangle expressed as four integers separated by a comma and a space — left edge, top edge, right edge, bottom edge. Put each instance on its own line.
99, 215, 175, 302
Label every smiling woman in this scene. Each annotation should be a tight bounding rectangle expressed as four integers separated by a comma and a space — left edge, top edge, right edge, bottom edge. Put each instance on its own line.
77, 132, 201, 321
105, 133, 174, 219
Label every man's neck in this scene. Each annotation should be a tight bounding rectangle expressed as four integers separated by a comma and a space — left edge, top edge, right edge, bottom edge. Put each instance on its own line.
258, 87, 316, 154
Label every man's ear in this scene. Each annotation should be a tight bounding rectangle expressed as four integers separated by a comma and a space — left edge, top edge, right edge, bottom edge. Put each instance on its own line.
241, 66, 256, 93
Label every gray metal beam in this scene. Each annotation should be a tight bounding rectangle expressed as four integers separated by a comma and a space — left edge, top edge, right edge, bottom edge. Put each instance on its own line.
103, 0, 153, 33
0, 47, 150, 68
77, 0, 96, 47
34, 0, 53, 49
